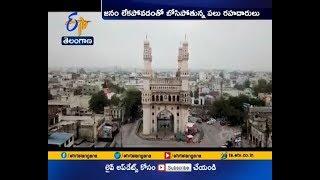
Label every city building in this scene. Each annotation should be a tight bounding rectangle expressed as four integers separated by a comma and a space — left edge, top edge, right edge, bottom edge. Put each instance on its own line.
48, 100, 69, 127
49, 114, 105, 143
81, 84, 100, 95
125, 82, 144, 91
66, 106, 90, 116
48, 132, 74, 148
199, 72, 207, 81
141, 36, 191, 135
247, 106, 272, 147
104, 106, 125, 122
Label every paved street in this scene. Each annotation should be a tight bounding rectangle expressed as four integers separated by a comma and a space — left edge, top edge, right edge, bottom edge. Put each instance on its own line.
114, 120, 241, 147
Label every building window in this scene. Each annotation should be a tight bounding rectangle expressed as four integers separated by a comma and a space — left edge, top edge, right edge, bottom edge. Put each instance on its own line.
177, 96, 180, 101
158, 107, 160, 110
156, 95, 159, 101
173, 96, 175, 101
150, 87, 151, 90
160, 95, 163, 101
152, 112, 154, 115
171, 107, 173, 110
152, 106, 154, 109
177, 106, 179, 109
177, 113, 179, 116
168, 95, 171, 101
152, 95, 155, 101
152, 120, 154, 123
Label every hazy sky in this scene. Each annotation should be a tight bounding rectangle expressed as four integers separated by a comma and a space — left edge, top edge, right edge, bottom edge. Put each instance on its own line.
48, 12, 272, 71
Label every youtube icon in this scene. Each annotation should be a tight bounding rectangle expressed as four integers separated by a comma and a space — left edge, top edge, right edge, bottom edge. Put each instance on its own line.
164, 152, 171, 159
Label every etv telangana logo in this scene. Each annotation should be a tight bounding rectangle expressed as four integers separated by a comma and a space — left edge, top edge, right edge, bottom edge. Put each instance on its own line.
61, 12, 94, 45
61, 152, 67, 159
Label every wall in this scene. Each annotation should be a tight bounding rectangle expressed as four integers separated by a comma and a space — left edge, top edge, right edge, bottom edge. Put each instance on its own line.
56, 122, 78, 139
79, 124, 97, 143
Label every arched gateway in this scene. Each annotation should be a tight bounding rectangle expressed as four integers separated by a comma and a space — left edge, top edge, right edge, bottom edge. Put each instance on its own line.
157, 109, 174, 133
141, 36, 191, 135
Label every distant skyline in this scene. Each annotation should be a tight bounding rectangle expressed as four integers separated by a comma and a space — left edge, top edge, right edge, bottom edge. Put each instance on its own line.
48, 12, 272, 72
48, 66, 271, 73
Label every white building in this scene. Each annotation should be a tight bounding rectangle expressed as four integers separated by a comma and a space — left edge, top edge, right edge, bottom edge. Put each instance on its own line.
199, 72, 207, 81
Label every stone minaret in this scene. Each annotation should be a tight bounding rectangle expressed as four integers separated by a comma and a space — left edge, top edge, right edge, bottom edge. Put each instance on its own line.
142, 35, 152, 135
178, 35, 190, 91
177, 35, 191, 132
143, 35, 152, 77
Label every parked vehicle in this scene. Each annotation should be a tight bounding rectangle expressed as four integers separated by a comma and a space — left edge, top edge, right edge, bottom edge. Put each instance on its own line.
235, 137, 241, 143
207, 118, 216, 125
220, 121, 226, 126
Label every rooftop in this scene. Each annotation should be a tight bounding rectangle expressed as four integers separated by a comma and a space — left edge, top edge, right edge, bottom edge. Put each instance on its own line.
48, 132, 73, 145
94, 141, 110, 148
48, 100, 69, 106
250, 106, 272, 113
74, 142, 95, 148
59, 115, 104, 121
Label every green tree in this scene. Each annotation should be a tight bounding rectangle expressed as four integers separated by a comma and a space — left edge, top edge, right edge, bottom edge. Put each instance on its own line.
89, 91, 110, 114
249, 97, 265, 106
234, 83, 244, 90
266, 80, 272, 92
121, 88, 142, 120
244, 79, 251, 88
253, 79, 272, 96
110, 95, 120, 106
208, 94, 265, 126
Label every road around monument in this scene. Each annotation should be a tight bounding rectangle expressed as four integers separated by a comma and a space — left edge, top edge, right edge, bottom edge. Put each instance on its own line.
113, 119, 240, 147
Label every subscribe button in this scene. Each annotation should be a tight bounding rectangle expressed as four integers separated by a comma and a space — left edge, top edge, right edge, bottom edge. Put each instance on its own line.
158, 163, 192, 172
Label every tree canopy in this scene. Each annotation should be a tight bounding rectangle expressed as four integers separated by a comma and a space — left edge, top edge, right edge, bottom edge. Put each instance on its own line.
244, 79, 251, 88
110, 95, 120, 106
208, 94, 264, 126
89, 91, 110, 114
253, 79, 272, 95
234, 79, 250, 90
121, 88, 142, 120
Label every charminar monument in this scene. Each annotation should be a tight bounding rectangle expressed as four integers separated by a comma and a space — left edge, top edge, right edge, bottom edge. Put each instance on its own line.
141, 35, 191, 135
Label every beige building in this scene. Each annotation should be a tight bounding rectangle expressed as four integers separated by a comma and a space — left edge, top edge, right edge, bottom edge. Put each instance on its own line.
49, 114, 105, 143
141, 36, 191, 135
248, 106, 272, 147
258, 93, 272, 106
104, 106, 124, 122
